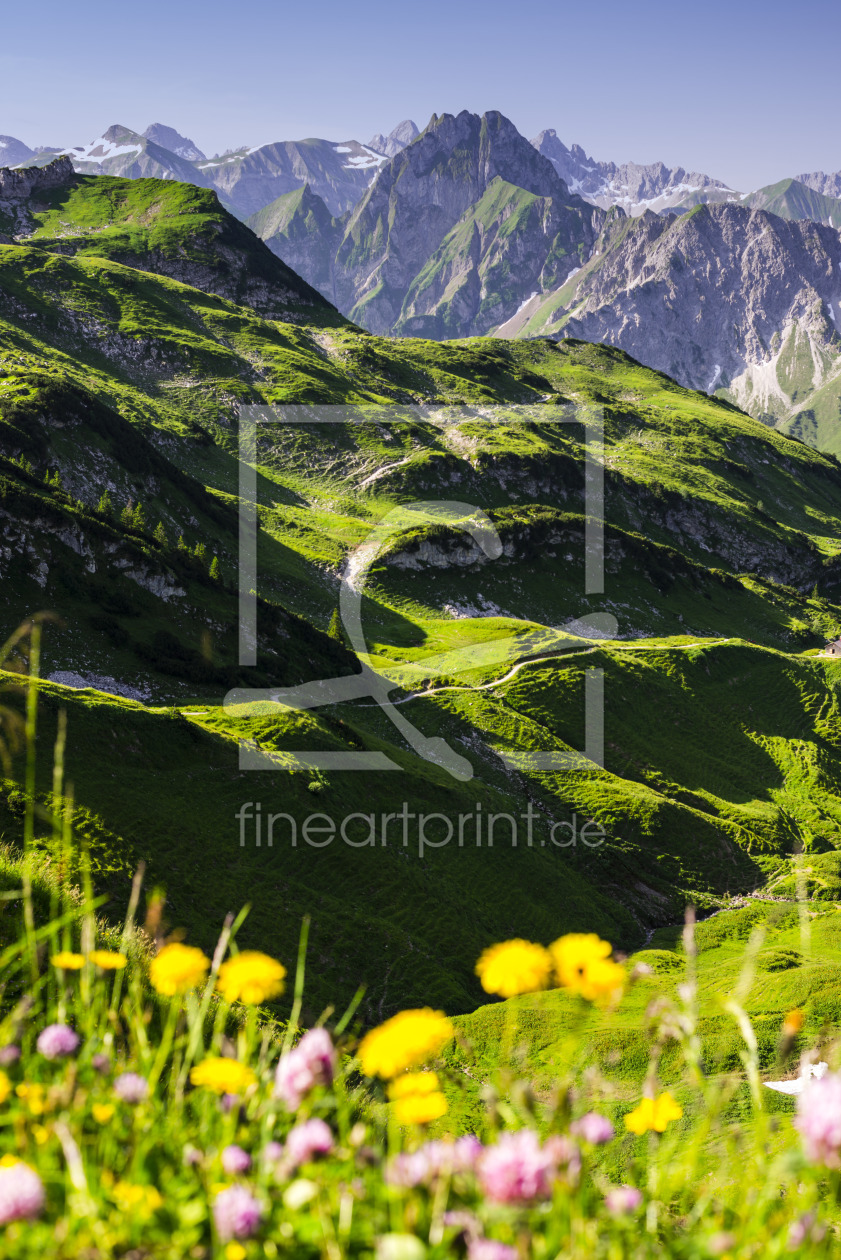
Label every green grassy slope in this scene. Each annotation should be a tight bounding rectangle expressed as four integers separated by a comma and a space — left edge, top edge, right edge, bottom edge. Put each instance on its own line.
445, 896, 841, 1132
3, 172, 841, 1024
6, 637, 841, 1024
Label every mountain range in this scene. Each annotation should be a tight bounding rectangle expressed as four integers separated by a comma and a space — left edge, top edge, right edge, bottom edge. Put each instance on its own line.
5, 112, 841, 450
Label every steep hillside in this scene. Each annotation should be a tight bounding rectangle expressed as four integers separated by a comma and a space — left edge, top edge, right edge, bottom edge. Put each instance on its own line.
3, 168, 841, 1018
739, 178, 841, 228
3, 160, 332, 320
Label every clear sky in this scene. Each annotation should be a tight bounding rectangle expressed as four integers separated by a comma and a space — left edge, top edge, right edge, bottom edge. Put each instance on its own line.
1, 0, 837, 191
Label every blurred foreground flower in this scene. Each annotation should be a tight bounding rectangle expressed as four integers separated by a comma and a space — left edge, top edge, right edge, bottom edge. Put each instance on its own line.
36, 1023, 80, 1060
0, 1159, 45, 1224
795, 1071, 841, 1166
475, 939, 552, 997
605, 1185, 644, 1214
571, 1111, 615, 1144
274, 1026, 336, 1110
359, 1008, 454, 1079
113, 1072, 148, 1104
285, 1118, 334, 1167
88, 950, 127, 970
190, 1057, 256, 1096
478, 1130, 560, 1204
624, 1091, 683, 1135
221, 1145, 252, 1175
51, 951, 84, 971
551, 934, 625, 1004
388, 1072, 448, 1125
149, 943, 210, 996
216, 951, 286, 1005
213, 1184, 263, 1241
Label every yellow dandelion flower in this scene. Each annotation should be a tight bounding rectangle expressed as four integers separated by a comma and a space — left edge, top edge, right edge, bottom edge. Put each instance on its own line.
88, 950, 127, 971
550, 933, 625, 1004
149, 943, 210, 996
475, 939, 553, 998
388, 1072, 448, 1124
624, 1091, 683, 1135
393, 1090, 448, 1125
216, 951, 286, 1005
0, 1072, 10, 1106
387, 1071, 441, 1100
189, 1057, 256, 1096
358, 1008, 454, 1080
92, 1103, 115, 1124
51, 951, 85, 971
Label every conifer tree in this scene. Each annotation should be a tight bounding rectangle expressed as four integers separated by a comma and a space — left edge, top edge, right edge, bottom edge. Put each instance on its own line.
97, 490, 112, 516
153, 521, 168, 547
209, 555, 220, 580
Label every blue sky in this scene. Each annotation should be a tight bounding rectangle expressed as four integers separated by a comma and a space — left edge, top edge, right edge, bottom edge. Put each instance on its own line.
1, 0, 837, 190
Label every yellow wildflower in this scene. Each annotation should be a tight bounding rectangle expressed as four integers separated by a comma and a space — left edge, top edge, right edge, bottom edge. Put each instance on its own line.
0, 1071, 10, 1105
624, 1091, 683, 1135
216, 951, 286, 1005
358, 1008, 454, 1079
113, 1182, 163, 1214
149, 943, 210, 996
388, 1071, 448, 1125
550, 933, 625, 1004
92, 1103, 115, 1124
225, 1245, 247, 1260
51, 951, 85, 971
189, 1057, 256, 1096
783, 1008, 804, 1037
88, 950, 127, 971
31, 1125, 49, 1146
0, 1155, 18, 1168
16, 1083, 46, 1116
475, 939, 553, 998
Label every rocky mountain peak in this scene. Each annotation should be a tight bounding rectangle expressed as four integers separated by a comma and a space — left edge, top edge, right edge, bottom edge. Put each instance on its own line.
143, 123, 206, 162
366, 119, 419, 158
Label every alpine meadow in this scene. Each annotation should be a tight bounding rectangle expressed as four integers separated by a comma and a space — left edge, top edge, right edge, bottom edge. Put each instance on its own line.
4, 20, 841, 1254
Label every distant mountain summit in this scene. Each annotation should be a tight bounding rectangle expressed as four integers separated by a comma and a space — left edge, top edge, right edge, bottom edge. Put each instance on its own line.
142, 123, 206, 162
531, 129, 737, 215
367, 119, 419, 158
797, 168, 841, 200
0, 135, 34, 166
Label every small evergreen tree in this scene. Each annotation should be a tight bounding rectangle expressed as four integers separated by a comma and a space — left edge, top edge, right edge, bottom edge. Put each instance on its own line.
132, 503, 146, 532
194, 542, 206, 564
209, 555, 220, 581
97, 490, 113, 516
177, 534, 187, 551
121, 501, 135, 528
153, 521, 168, 547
